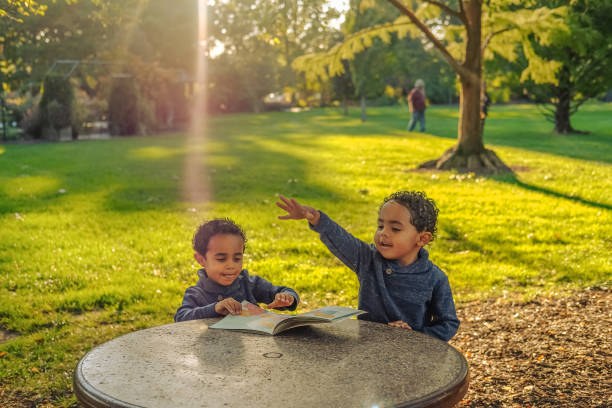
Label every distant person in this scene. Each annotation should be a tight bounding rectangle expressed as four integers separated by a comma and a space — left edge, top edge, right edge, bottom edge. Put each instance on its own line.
481, 90, 491, 129
276, 191, 460, 341
407, 79, 427, 132
174, 219, 299, 321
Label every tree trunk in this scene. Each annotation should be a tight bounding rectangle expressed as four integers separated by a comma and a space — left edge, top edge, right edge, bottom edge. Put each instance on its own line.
554, 66, 576, 134
360, 94, 367, 122
419, 75, 510, 174
417, 0, 511, 174
554, 95, 573, 134
343, 96, 348, 116
457, 76, 484, 154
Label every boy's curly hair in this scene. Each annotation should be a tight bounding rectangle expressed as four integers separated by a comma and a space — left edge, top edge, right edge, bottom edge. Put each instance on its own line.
193, 218, 247, 256
380, 191, 439, 240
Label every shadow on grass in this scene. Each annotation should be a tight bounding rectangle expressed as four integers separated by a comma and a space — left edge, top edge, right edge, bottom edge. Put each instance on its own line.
338, 105, 612, 165
2, 104, 610, 215
0, 127, 346, 216
437, 220, 578, 289
207, 104, 612, 170
491, 173, 612, 211
205, 137, 343, 205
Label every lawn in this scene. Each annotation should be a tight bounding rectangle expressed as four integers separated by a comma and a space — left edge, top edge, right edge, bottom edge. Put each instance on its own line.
1, 103, 611, 406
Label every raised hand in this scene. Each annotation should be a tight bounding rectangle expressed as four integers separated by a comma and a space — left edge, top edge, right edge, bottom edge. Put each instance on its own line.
215, 297, 243, 315
276, 195, 320, 225
266, 292, 295, 309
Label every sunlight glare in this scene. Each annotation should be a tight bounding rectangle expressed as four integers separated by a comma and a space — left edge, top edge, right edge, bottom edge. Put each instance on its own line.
184, 0, 211, 204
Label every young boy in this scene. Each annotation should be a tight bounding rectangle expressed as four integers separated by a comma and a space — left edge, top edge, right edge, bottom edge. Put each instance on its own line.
276, 191, 459, 341
174, 218, 299, 322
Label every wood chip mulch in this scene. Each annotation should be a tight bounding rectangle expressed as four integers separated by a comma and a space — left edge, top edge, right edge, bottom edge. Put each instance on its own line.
450, 287, 611, 408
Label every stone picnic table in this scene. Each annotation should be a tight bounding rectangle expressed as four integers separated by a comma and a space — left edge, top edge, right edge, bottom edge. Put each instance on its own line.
74, 318, 468, 407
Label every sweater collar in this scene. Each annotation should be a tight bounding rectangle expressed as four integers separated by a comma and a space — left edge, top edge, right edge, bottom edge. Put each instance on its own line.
388, 247, 432, 274
196, 268, 243, 292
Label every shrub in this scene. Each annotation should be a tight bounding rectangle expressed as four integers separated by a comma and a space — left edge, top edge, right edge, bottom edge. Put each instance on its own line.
108, 77, 154, 136
72, 89, 108, 137
39, 75, 75, 138
20, 95, 44, 139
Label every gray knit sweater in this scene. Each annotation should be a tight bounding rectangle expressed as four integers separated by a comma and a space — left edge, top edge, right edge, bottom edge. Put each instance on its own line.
174, 269, 299, 322
311, 211, 459, 341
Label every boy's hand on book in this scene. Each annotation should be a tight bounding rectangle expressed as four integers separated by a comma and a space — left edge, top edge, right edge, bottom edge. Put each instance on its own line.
388, 320, 412, 329
276, 195, 320, 226
267, 292, 295, 309
215, 298, 243, 315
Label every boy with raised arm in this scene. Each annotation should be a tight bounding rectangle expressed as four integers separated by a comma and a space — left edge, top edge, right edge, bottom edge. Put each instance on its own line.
277, 191, 459, 341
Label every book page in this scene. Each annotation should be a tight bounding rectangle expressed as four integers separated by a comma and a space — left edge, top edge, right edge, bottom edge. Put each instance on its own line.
210, 301, 293, 334
210, 302, 366, 335
299, 306, 366, 322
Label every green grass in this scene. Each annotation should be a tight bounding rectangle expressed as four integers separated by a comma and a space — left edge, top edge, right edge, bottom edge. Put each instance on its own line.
1, 103, 611, 406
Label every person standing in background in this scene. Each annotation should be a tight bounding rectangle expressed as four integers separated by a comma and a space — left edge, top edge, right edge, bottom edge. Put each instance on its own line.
407, 79, 426, 132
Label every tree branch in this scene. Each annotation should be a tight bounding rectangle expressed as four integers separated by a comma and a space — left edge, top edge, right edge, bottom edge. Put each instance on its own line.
535, 103, 555, 124
423, 0, 466, 23
573, 49, 612, 84
386, 0, 472, 80
570, 97, 589, 115
482, 28, 511, 54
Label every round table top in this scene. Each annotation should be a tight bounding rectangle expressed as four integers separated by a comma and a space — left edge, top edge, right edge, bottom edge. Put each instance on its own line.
74, 318, 468, 408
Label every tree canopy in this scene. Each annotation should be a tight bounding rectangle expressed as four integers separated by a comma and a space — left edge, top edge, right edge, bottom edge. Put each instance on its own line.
518, 0, 612, 133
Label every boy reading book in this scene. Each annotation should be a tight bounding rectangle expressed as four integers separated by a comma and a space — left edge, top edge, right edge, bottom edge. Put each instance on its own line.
174, 218, 299, 321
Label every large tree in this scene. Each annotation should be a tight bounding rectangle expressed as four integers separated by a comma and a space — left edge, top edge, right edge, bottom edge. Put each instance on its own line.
295, 0, 565, 173
519, 0, 612, 134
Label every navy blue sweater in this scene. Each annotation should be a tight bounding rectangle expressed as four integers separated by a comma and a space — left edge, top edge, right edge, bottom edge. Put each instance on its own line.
311, 212, 459, 341
174, 269, 299, 322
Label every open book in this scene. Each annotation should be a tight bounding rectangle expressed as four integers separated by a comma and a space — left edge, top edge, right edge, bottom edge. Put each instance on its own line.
210, 301, 366, 335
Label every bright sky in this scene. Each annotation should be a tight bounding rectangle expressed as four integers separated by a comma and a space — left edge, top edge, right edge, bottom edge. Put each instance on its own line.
327, 0, 350, 28
208, 0, 351, 57
328, 0, 349, 12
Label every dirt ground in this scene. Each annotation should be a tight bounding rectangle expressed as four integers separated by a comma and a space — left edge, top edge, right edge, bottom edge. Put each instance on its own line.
450, 287, 611, 408
1, 288, 610, 407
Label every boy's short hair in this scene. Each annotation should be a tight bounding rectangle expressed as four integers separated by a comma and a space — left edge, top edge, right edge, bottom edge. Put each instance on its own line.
193, 218, 247, 256
380, 191, 438, 239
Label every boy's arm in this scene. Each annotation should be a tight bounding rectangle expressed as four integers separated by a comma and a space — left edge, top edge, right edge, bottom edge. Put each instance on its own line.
250, 274, 299, 311
310, 211, 374, 274
174, 287, 219, 322
276, 196, 373, 274
422, 275, 460, 341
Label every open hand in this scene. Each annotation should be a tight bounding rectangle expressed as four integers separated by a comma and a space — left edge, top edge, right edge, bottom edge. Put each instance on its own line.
215, 297, 243, 315
267, 292, 295, 309
388, 320, 412, 329
276, 195, 320, 225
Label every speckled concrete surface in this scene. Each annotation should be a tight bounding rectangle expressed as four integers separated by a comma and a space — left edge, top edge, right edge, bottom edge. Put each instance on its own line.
74, 319, 467, 407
